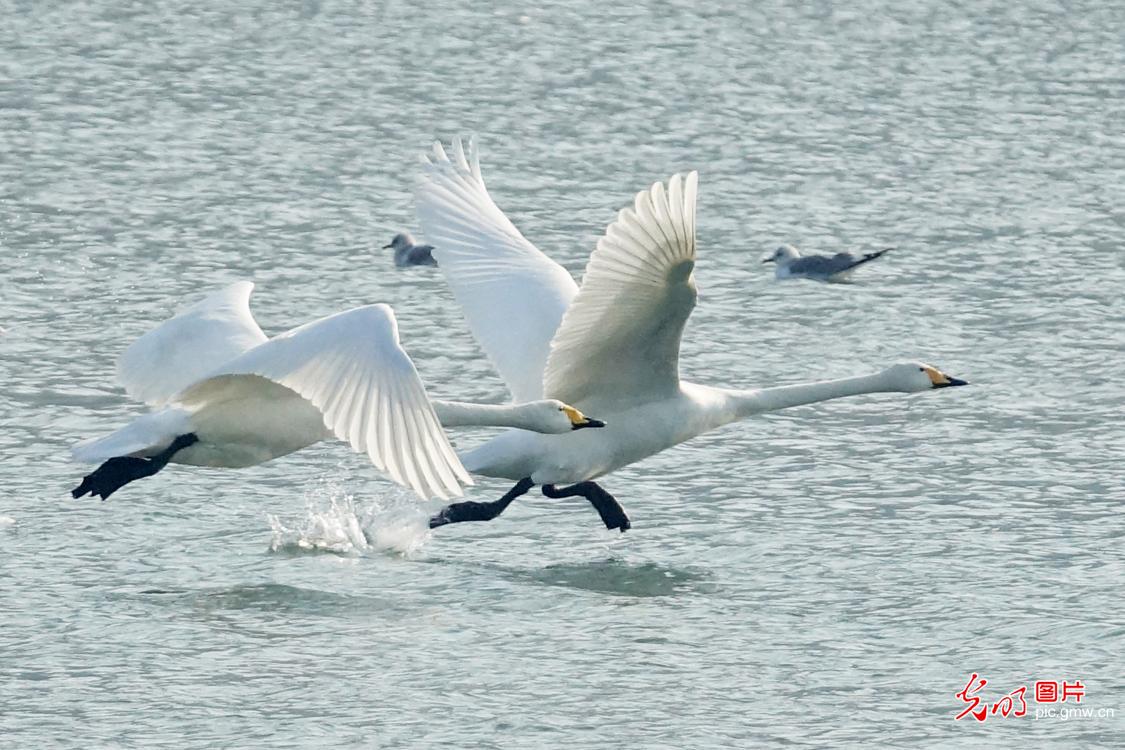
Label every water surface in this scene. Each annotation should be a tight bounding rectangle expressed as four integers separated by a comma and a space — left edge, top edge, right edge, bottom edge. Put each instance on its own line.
2, 0, 1124, 747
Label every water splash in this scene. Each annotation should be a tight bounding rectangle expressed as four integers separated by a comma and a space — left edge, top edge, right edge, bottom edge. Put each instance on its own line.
267, 478, 431, 557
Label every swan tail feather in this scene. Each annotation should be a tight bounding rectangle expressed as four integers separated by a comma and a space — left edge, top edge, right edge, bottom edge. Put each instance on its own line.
71, 409, 191, 464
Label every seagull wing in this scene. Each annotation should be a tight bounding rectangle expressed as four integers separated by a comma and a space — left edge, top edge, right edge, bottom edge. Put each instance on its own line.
177, 305, 471, 501
116, 282, 268, 407
788, 253, 855, 276
415, 137, 578, 402
789, 249, 888, 278
543, 173, 699, 411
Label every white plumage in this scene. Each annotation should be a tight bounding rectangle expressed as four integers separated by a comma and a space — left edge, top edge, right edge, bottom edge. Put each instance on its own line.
176, 303, 470, 499
415, 138, 967, 515
73, 283, 605, 502
543, 172, 698, 411
415, 139, 578, 402
116, 282, 267, 407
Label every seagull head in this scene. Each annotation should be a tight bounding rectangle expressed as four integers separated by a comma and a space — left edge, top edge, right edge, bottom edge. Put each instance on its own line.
884, 362, 969, 393
383, 233, 416, 251
762, 244, 801, 265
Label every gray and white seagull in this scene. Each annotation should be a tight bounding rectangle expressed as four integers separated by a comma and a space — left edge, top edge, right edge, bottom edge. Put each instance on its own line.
384, 232, 438, 267
763, 244, 891, 282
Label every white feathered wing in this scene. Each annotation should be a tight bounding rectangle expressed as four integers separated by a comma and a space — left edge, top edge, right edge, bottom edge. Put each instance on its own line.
543, 172, 699, 411
415, 137, 578, 402
78, 291, 472, 502
175, 304, 472, 500
116, 281, 268, 407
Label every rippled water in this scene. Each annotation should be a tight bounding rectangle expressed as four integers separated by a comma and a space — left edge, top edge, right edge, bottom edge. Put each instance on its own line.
3, 0, 1124, 747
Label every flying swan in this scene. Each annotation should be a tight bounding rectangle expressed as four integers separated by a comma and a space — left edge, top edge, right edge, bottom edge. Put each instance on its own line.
415, 138, 967, 532
70, 282, 603, 501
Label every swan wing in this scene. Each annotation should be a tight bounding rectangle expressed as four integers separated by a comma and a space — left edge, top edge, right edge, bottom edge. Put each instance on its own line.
116, 282, 268, 407
415, 137, 578, 402
177, 305, 471, 501
543, 172, 699, 409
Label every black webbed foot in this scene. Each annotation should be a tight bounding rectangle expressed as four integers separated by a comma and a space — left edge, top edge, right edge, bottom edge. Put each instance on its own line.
587, 485, 631, 532
429, 477, 534, 529
71, 433, 199, 501
429, 500, 504, 528
71, 456, 161, 501
542, 481, 631, 532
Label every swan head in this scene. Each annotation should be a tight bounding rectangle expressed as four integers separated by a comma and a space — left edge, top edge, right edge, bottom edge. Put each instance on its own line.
528, 400, 606, 433
762, 244, 801, 265
383, 232, 416, 251
884, 361, 969, 393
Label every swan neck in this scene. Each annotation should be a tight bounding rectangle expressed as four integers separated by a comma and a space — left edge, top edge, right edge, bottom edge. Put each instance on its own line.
430, 400, 537, 429
720, 372, 893, 423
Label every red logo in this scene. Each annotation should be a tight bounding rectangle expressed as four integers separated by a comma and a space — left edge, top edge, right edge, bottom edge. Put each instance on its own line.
1061, 681, 1085, 703
955, 673, 988, 722
990, 687, 1027, 718
956, 675, 1086, 722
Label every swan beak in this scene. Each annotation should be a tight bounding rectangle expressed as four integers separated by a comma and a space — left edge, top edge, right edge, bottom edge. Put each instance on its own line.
934, 376, 969, 388
926, 366, 969, 389
761, 257, 775, 264
562, 405, 605, 430
382, 243, 393, 249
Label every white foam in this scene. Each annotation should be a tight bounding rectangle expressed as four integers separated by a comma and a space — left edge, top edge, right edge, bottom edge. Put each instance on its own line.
267, 479, 431, 557
0, 516, 16, 529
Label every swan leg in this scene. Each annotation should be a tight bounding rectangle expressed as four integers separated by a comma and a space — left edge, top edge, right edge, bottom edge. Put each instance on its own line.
541, 482, 631, 532
71, 433, 199, 501
428, 477, 534, 529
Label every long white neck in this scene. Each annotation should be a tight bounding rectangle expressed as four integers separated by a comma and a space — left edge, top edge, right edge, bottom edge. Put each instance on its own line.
705, 371, 897, 429
430, 400, 546, 430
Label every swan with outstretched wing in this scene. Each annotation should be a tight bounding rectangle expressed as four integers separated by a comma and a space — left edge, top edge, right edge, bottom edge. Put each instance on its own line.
71, 283, 604, 502
416, 138, 968, 532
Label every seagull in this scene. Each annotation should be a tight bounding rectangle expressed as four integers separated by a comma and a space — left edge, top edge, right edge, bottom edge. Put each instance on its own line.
384, 232, 438, 267
415, 138, 966, 533
763, 244, 891, 282
69, 282, 603, 502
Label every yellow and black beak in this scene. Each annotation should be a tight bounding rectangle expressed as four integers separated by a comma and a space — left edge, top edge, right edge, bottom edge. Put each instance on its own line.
925, 366, 969, 389
562, 405, 606, 430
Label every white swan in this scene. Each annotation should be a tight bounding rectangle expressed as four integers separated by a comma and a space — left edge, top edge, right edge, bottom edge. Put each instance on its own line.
415, 138, 967, 531
70, 282, 603, 501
